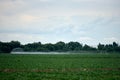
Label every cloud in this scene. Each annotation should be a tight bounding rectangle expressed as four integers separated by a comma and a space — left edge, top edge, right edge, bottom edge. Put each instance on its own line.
0, 0, 25, 14
79, 37, 94, 41
39, 0, 54, 2
0, 33, 45, 44
76, 37, 96, 45
0, 0, 120, 45
103, 37, 120, 44
20, 15, 38, 23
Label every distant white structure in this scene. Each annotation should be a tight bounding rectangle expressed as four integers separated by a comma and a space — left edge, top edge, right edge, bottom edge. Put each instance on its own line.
11, 48, 23, 52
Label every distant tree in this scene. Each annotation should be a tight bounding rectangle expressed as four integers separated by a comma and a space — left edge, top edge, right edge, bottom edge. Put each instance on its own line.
10, 41, 21, 49
0, 41, 120, 53
23, 42, 42, 51
113, 42, 118, 47
112, 42, 120, 52
44, 43, 55, 51
98, 43, 105, 51
66, 42, 82, 51
23, 43, 33, 51
0, 41, 21, 53
104, 44, 113, 52
82, 44, 96, 51
54, 41, 66, 51
1, 43, 11, 53
83, 44, 90, 50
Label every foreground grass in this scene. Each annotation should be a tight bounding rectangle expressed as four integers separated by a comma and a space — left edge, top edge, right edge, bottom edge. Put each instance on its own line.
0, 53, 120, 80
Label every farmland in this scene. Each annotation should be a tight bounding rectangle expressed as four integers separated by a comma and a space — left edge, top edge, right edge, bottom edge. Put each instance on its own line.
0, 53, 120, 80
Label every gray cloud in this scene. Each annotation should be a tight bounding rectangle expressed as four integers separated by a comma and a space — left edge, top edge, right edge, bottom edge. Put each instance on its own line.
0, 0, 120, 45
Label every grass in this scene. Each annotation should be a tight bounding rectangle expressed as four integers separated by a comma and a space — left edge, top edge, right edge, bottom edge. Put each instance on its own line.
0, 53, 120, 80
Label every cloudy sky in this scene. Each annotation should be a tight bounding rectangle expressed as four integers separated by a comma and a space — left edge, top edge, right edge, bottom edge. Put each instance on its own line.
0, 0, 120, 46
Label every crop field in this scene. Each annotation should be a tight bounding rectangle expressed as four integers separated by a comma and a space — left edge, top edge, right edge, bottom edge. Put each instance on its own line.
0, 53, 120, 80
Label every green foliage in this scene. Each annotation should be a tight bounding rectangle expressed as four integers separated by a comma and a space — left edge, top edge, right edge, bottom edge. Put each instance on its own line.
83, 44, 97, 51
98, 42, 120, 52
54, 41, 66, 51
23, 42, 42, 51
65, 41, 83, 51
0, 53, 120, 80
98, 43, 105, 50
0, 41, 120, 53
0, 41, 21, 53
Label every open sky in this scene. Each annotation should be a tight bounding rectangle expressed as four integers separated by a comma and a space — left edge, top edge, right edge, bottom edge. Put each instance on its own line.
0, 0, 120, 46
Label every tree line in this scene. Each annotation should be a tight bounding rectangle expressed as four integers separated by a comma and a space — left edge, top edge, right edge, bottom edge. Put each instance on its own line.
0, 41, 120, 53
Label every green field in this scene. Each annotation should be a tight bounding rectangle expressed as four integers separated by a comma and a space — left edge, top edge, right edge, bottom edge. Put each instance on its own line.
0, 53, 120, 80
